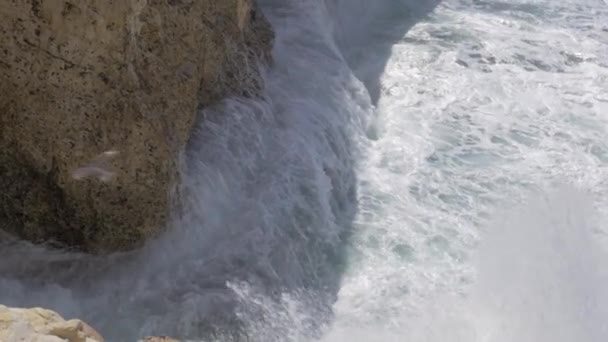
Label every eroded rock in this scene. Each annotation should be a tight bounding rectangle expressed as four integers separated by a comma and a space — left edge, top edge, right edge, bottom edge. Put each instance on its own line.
140, 337, 179, 342
0, 305, 104, 342
0, 0, 273, 251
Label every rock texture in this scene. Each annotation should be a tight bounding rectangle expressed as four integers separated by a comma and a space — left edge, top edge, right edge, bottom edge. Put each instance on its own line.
140, 337, 179, 342
0, 305, 104, 342
0, 0, 273, 251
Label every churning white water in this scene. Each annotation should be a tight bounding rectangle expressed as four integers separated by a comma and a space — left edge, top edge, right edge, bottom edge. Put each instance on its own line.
1, 0, 608, 341
323, 0, 608, 341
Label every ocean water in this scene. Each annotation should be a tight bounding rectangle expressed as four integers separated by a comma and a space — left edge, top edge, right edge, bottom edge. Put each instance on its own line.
1, 0, 607, 341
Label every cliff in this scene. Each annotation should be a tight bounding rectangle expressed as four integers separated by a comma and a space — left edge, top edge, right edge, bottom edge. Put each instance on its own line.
0, 0, 273, 251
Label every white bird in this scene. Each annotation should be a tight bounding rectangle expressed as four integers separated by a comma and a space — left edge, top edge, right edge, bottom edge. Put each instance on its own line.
71, 150, 119, 182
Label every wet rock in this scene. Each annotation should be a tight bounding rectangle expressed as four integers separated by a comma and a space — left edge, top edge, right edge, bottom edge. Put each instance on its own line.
0, 0, 273, 252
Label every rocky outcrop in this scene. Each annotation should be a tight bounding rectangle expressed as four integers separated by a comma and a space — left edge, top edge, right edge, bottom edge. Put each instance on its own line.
141, 337, 179, 342
0, 0, 273, 251
0, 305, 183, 341
0, 305, 104, 342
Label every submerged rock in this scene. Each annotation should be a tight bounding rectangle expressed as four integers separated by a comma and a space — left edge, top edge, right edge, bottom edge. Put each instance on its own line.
0, 0, 273, 251
0, 305, 104, 342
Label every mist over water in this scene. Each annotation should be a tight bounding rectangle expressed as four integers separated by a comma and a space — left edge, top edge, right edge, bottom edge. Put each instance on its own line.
472, 187, 608, 342
1, 0, 608, 341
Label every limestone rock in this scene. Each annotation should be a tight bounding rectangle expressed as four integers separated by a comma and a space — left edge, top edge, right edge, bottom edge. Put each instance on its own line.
0, 305, 104, 342
0, 0, 273, 251
140, 337, 179, 342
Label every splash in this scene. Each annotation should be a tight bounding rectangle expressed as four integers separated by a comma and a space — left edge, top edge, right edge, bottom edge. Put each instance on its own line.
1, 0, 607, 341
470, 186, 608, 342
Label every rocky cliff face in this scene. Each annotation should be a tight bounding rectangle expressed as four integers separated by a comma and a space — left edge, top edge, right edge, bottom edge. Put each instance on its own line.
0, 0, 273, 251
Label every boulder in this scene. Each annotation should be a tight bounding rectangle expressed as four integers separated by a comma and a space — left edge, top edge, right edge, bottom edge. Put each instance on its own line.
140, 337, 179, 342
0, 0, 273, 251
0, 305, 104, 342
